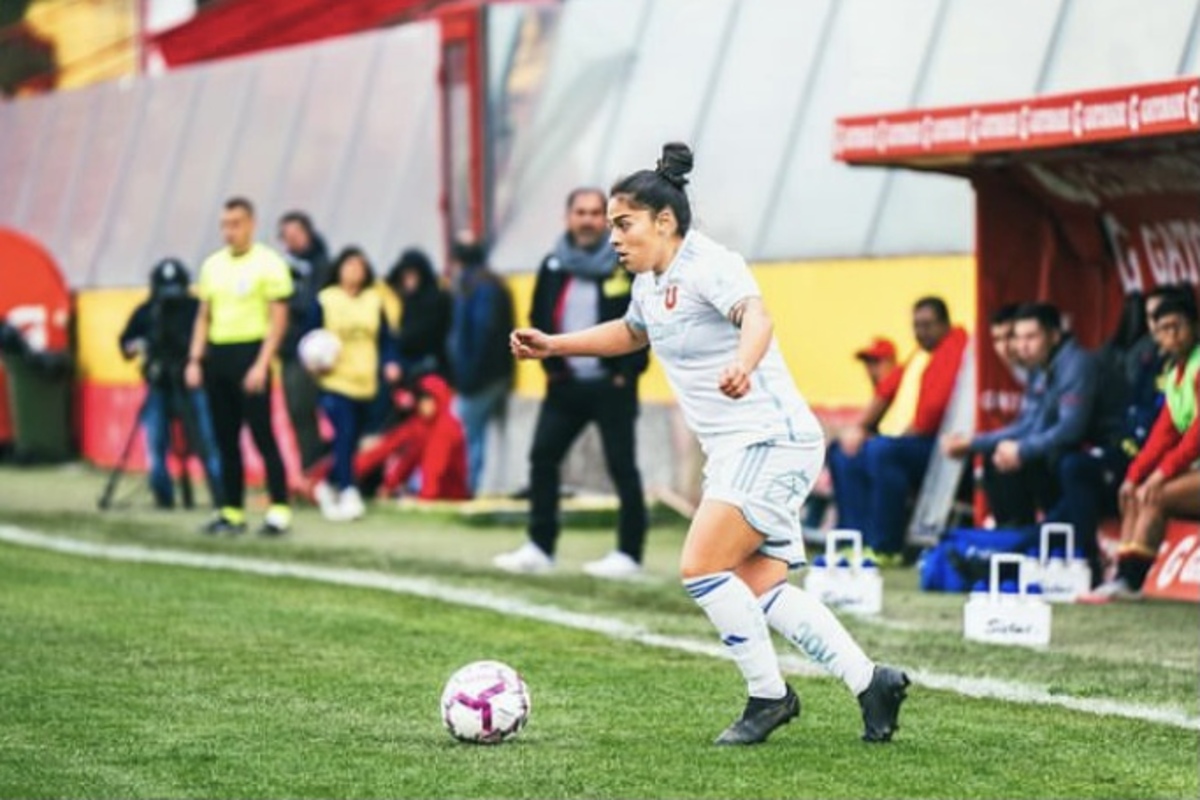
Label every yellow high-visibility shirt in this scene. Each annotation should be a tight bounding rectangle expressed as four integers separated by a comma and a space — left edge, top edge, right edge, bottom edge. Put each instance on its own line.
198, 242, 293, 344
317, 285, 386, 401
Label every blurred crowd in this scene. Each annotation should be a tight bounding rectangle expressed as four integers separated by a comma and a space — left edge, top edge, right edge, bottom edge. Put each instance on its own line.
122, 197, 514, 531
120, 194, 1199, 594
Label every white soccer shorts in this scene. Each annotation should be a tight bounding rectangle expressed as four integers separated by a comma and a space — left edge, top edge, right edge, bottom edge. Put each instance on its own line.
703, 438, 824, 569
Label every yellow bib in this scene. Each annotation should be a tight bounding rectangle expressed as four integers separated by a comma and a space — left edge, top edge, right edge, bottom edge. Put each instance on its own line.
317, 286, 385, 400
878, 350, 929, 437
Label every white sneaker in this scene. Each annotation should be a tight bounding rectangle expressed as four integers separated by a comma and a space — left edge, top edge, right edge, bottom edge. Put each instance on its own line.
338, 487, 366, 521
582, 550, 643, 580
314, 481, 337, 515
493, 542, 554, 574
1078, 577, 1138, 604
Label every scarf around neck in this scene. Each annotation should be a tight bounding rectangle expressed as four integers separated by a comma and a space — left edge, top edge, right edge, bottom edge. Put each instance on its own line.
551, 233, 617, 279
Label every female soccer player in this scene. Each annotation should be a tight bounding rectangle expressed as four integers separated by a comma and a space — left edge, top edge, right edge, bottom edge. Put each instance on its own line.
510, 143, 908, 745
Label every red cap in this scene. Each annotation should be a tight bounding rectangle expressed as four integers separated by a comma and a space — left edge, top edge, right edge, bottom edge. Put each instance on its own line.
854, 337, 897, 362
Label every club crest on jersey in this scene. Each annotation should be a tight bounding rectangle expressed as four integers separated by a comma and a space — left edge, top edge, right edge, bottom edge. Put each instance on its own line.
664, 285, 678, 310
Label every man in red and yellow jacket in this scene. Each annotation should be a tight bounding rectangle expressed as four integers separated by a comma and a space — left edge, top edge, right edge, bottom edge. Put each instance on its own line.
829, 297, 969, 564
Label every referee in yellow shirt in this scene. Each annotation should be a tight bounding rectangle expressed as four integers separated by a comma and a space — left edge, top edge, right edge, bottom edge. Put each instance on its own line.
185, 197, 294, 535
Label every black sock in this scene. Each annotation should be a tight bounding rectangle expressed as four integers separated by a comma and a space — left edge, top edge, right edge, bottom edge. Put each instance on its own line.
1117, 556, 1155, 591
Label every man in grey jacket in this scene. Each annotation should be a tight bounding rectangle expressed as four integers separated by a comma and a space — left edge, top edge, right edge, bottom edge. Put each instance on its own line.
944, 303, 1120, 579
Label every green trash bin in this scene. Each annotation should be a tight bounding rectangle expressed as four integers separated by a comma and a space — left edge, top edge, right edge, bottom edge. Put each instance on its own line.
1, 348, 73, 463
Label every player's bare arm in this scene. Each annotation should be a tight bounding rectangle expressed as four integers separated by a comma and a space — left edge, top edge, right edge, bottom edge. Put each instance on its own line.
511, 319, 648, 361
720, 297, 772, 399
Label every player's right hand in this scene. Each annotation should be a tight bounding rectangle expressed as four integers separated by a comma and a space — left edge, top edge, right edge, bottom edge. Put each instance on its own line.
510, 328, 553, 360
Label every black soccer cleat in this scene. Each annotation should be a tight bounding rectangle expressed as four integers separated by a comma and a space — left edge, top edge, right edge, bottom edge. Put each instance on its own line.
200, 515, 246, 536
857, 665, 909, 743
714, 685, 801, 745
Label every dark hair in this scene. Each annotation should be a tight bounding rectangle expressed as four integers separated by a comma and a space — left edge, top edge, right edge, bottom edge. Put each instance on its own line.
913, 296, 950, 324
566, 187, 606, 210
223, 196, 255, 217
278, 210, 314, 235
1148, 283, 1189, 302
451, 237, 488, 268
989, 303, 1020, 327
387, 247, 437, 293
609, 142, 694, 236
1147, 283, 1198, 316
1152, 296, 1199, 325
327, 246, 375, 289
1013, 302, 1062, 333
1106, 291, 1148, 349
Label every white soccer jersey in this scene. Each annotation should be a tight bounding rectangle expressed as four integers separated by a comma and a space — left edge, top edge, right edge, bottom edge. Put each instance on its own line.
624, 230, 822, 457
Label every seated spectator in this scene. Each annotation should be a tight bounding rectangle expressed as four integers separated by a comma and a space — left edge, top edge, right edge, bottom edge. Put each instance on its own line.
802, 336, 898, 531
942, 303, 1124, 582
306, 247, 400, 521
828, 297, 969, 564
1086, 297, 1200, 601
989, 303, 1028, 385
1099, 289, 1171, 462
386, 248, 453, 381
379, 375, 470, 500
305, 374, 469, 502
856, 336, 899, 389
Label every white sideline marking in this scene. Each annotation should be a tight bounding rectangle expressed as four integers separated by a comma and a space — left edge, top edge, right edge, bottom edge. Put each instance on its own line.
1, 525, 1197, 732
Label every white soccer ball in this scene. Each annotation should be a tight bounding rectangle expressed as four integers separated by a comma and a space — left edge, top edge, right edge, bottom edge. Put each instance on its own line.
440, 660, 531, 744
298, 329, 341, 372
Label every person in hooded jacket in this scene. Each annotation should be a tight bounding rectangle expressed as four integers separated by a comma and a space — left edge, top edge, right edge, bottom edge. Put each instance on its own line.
386, 248, 453, 382
278, 210, 333, 471
304, 374, 469, 501
379, 374, 470, 500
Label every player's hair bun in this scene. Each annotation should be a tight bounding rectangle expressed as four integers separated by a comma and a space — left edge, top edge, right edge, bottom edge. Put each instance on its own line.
655, 142, 694, 190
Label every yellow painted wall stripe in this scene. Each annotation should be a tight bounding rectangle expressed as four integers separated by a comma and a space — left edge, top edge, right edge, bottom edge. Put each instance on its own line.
512, 255, 976, 405
76, 288, 148, 385
77, 255, 976, 407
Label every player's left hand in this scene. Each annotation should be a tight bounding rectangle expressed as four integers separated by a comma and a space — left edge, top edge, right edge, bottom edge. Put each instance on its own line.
384, 363, 402, 384
718, 362, 751, 399
244, 362, 269, 394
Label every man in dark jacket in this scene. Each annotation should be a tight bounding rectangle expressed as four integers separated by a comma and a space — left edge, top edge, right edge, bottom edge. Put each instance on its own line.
387, 248, 453, 381
448, 235, 516, 495
944, 303, 1122, 580
493, 188, 649, 579
278, 210, 332, 470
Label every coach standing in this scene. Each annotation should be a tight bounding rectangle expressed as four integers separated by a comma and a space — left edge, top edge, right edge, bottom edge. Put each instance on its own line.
186, 197, 294, 536
493, 188, 649, 579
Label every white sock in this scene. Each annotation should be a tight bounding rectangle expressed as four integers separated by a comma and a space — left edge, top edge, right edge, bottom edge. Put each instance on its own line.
685, 572, 786, 700
759, 581, 875, 696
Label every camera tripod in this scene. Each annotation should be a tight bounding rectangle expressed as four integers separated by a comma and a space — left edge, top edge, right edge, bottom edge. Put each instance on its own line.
97, 376, 222, 511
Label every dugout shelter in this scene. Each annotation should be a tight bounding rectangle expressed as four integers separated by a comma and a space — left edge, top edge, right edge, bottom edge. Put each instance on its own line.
835, 76, 1200, 602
